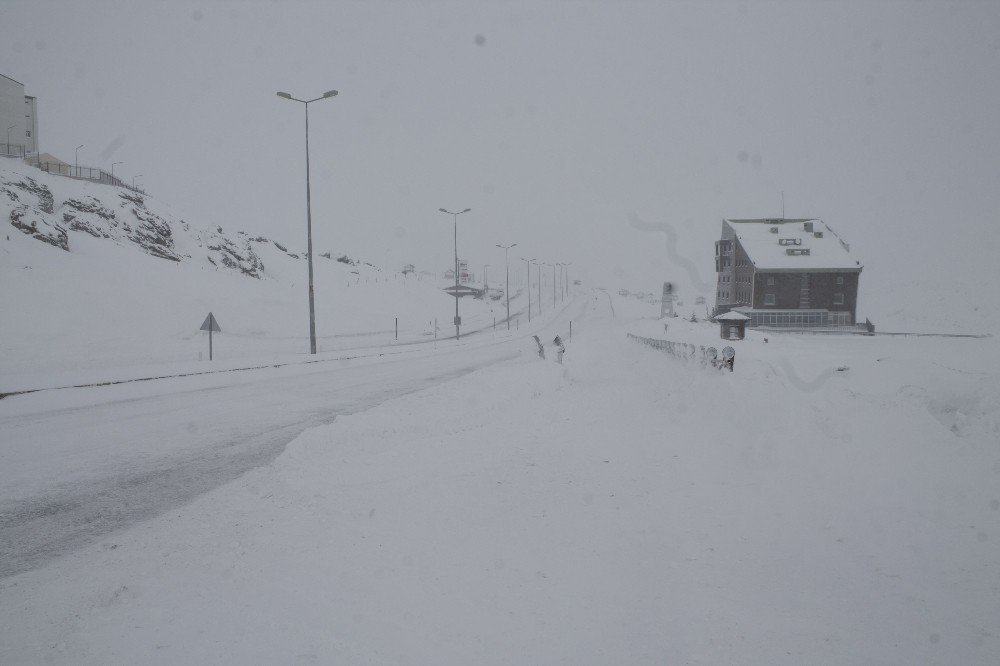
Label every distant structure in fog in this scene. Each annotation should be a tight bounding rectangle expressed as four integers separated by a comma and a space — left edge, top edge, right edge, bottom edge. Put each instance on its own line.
0, 73, 39, 157
444, 259, 473, 284
713, 218, 862, 327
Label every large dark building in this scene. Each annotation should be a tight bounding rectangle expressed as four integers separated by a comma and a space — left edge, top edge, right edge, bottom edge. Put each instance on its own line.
714, 218, 862, 327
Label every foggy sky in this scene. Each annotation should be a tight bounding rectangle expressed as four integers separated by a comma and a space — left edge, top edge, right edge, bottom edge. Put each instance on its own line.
2, 0, 998, 301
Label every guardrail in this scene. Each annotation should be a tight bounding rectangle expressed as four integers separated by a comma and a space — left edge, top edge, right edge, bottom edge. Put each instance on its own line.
627, 333, 734, 372
2, 143, 25, 158
27, 160, 147, 195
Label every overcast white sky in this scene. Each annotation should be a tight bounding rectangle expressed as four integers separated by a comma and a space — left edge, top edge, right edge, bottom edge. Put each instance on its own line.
3, 0, 999, 299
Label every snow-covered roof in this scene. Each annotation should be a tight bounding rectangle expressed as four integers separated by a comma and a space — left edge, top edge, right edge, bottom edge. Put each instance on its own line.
725, 218, 862, 271
716, 311, 750, 321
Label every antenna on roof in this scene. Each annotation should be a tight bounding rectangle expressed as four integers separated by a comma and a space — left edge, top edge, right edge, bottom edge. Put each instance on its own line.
781, 191, 785, 220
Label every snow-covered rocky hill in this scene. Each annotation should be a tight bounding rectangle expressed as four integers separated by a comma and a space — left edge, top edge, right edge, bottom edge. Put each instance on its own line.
0, 158, 528, 391
3, 157, 351, 278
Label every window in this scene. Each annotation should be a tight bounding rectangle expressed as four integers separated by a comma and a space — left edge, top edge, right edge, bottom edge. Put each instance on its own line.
766, 276, 774, 286
836, 276, 844, 286
26, 131, 31, 137
833, 293, 844, 305
764, 293, 775, 305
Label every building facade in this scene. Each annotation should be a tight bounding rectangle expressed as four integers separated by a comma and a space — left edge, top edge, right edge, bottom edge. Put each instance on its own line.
714, 218, 862, 327
1, 74, 38, 156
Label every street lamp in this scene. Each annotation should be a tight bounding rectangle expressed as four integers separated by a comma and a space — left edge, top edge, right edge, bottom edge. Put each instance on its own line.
483, 264, 490, 292
533, 260, 543, 316
75, 144, 84, 176
277, 88, 339, 355
496, 243, 517, 330
520, 257, 533, 322
542, 262, 555, 309
5, 125, 15, 150
132, 174, 143, 188
111, 161, 123, 183
439, 207, 471, 339
551, 263, 557, 306
563, 261, 572, 299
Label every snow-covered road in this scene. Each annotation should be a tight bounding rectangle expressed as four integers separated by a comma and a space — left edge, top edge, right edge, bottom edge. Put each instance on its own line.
0, 298, 585, 579
2, 294, 997, 664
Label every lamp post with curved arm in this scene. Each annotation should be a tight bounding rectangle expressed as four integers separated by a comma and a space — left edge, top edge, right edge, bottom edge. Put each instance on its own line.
277, 88, 339, 354
439, 207, 471, 339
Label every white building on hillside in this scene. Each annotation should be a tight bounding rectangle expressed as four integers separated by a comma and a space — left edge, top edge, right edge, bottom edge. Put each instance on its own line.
1, 73, 39, 157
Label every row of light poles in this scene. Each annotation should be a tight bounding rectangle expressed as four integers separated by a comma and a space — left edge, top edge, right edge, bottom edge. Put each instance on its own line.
276, 85, 572, 353
431, 215, 568, 340
67, 144, 138, 188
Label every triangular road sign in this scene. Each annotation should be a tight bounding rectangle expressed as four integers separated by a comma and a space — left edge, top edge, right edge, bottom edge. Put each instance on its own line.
200, 312, 221, 333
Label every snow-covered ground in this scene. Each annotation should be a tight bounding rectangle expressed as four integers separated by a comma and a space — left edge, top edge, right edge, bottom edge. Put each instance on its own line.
1, 158, 532, 393
3, 158, 999, 663
2, 291, 998, 664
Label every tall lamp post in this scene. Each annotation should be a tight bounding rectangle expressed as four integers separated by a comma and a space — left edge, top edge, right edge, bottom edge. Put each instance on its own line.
439, 207, 471, 339
563, 261, 572, 299
111, 161, 123, 183
75, 144, 84, 176
277, 88, 339, 354
534, 261, 543, 315
483, 264, 490, 292
552, 264, 559, 309
497, 243, 517, 330
6, 125, 15, 151
520, 257, 533, 322
547, 263, 556, 309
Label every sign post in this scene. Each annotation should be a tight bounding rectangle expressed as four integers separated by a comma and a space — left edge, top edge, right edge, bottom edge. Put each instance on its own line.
200, 312, 221, 360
